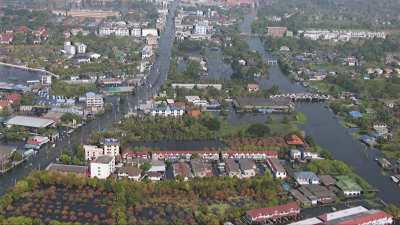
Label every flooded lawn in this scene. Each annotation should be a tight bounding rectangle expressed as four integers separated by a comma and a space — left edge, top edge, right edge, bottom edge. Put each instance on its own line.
3, 184, 113, 225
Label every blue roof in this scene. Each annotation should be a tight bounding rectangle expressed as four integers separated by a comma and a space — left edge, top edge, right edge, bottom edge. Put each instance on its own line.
86, 92, 96, 97
349, 111, 362, 118
103, 138, 119, 145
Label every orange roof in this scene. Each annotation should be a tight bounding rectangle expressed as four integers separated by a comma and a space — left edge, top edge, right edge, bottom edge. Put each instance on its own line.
285, 134, 304, 146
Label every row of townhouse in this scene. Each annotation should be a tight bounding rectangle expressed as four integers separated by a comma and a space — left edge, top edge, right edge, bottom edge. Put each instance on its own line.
121, 150, 278, 161
98, 21, 159, 37
301, 29, 386, 41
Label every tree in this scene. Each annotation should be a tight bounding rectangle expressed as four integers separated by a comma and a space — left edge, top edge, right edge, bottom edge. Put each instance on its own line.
140, 163, 151, 172
246, 124, 270, 137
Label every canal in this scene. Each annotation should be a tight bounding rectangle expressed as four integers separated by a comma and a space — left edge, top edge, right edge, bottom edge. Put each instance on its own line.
240, 10, 400, 206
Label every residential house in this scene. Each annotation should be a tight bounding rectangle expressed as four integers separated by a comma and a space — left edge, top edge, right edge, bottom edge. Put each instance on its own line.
247, 83, 260, 92
191, 159, 213, 177
239, 159, 257, 178
336, 175, 363, 197
222, 151, 278, 160
117, 165, 141, 181
89, 155, 115, 179
46, 163, 88, 177
294, 172, 320, 185
225, 159, 241, 177
266, 158, 287, 179
267, 26, 288, 38
243, 202, 300, 224
172, 161, 192, 180
0, 33, 13, 44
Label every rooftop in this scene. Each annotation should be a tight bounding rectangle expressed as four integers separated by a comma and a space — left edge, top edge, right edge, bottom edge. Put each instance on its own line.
46, 163, 88, 175
93, 155, 114, 164
246, 202, 300, 221
6, 116, 55, 128
336, 175, 363, 192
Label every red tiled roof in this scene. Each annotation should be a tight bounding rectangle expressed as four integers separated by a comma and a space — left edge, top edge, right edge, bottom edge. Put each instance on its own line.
333, 210, 392, 225
0, 33, 13, 42
285, 135, 304, 145
246, 202, 300, 222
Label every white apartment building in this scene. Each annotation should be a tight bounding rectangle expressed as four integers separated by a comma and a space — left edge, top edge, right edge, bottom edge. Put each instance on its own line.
90, 155, 115, 179
85, 92, 104, 108
103, 138, 120, 157
64, 42, 76, 55
130, 27, 142, 37
75, 42, 87, 54
142, 28, 158, 37
84, 145, 104, 160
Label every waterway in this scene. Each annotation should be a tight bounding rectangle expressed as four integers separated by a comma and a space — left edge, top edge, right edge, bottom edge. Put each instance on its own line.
240, 10, 400, 206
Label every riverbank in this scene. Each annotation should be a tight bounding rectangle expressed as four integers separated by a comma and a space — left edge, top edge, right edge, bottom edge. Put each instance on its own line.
239, 11, 400, 206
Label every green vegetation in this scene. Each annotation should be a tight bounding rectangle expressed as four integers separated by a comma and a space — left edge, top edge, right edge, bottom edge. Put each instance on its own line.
0, 171, 285, 225
51, 80, 96, 98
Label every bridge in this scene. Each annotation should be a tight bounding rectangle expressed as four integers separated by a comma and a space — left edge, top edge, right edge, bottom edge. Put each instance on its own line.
270, 93, 330, 102
0, 62, 59, 79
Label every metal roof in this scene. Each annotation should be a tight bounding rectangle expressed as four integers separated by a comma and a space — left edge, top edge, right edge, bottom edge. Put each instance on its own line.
6, 116, 55, 128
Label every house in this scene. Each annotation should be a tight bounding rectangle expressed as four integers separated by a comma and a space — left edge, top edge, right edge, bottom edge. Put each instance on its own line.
84, 145, 104, 160
267, 27, 288, 38
148, 160, 166, 173
142, 28, 158, 37
285, 135, 305, 146
290, 149, 301, 160
349, 111, 362, 119
0, 145, 16, 172
225, 159, 241, 177
46, 163, 88, 177
299, 184, 336, 204
294, 171, 320, 185
238, 159, 257, 178
64, 42, 76, 55
243, 202, 300, 224
191, 159, 213, 177
150, 105, 184, 117
75, 42, 87, 54
319, 175, 336, 186
172, 162, 192, 180
247, 83, 260, 92
266, 158, 287, 179
25, 136, 50, 150
0, 33, 14, 44
102, 138, 120, 157
146, 171, 164, 181
336, 175, 363, 197
89, 155, 115, 179
117, 165, 141, 181
146, 34, 158, 46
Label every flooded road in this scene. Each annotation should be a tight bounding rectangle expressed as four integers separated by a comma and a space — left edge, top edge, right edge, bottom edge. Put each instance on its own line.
0, 0, 179, 195
239, 12, 400, 206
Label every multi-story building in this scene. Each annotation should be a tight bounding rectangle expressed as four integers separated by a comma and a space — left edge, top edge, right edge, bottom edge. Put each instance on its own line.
89, 155, 115, 179
84, 145, 104, 160
102, 138, 120, 157
64, 42, 76, 55
85, 92, 104, 108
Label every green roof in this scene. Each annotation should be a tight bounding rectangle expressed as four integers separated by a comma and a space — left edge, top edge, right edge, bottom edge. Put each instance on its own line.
336, 175, 363, 192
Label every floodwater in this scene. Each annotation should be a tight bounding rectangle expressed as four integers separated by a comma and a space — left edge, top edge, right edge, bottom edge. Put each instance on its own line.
239, 11, 400, 206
